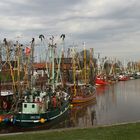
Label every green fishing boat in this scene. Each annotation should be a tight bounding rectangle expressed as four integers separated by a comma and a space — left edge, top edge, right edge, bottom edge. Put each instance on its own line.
13, 35, 70, 126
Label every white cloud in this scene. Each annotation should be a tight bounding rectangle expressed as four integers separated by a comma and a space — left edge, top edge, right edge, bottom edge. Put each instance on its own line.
0, 0, 140, 60
0, 16, 45, 31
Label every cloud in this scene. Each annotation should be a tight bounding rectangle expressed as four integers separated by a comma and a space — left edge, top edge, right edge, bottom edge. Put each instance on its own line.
0, 0, 140, 60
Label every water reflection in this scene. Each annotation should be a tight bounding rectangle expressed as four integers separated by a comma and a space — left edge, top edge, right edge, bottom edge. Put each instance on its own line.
69, 100, 97, 127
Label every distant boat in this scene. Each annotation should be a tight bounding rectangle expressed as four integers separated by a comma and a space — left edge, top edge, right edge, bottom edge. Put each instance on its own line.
95, 77, 109, 86
118, 74, 129, 81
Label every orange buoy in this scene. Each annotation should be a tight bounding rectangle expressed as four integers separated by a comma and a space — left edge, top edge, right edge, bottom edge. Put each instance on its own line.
0, 117, 2, 123
40, 118, 45, 123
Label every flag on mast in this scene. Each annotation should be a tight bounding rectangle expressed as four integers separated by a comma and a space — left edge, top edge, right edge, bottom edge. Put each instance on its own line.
25, 47, 31, 55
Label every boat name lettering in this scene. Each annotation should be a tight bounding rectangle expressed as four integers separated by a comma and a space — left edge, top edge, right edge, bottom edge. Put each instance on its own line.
30, 116, 40, 119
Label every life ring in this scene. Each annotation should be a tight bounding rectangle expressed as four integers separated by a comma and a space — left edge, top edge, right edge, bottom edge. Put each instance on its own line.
3, 101, 8, 109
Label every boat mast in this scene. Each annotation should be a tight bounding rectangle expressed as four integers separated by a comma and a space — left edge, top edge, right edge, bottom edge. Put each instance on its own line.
15, 41, 23, 96
56, 34, 65, 86
30, 38, 35, 89
0, 42, 2, 96
83, 42, 87, 84
31, 38, 35, 76
72, 46, 76, 96
39, 34, 50, 84
89, 48, 94, 85
49, 36, 56, 92
3, 39, 16, 94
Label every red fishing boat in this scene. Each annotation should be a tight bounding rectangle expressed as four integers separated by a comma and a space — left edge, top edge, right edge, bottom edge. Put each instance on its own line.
95, 77, 109, 86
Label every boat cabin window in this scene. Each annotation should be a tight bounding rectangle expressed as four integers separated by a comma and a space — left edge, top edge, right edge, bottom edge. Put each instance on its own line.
32, 104, 35, 108
24, 104, 27, 108
35, 97, 41, 102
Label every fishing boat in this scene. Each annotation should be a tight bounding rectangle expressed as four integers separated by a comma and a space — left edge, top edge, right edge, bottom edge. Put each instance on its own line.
13, 35, 70, 126
95, 76, 109, 86
0, 39, 17, 124
118, 74, 129, 81
14, 87, 70, 125
65, 46, 96, 104
0, 91, 14, 124
95, 54, 110, 86
68, 83, 96, 104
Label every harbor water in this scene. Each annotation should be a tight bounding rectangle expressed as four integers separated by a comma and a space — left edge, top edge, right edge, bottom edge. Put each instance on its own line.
1, 79, 140, 133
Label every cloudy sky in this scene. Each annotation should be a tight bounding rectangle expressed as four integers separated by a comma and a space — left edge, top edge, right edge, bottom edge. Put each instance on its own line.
0, 0, 140, 61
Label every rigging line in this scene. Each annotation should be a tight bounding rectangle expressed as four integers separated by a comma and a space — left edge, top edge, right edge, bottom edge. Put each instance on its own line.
39, 37, 50, 80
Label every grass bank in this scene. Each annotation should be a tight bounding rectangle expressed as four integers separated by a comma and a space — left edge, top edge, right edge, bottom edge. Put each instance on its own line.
1, 122, 140, 140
